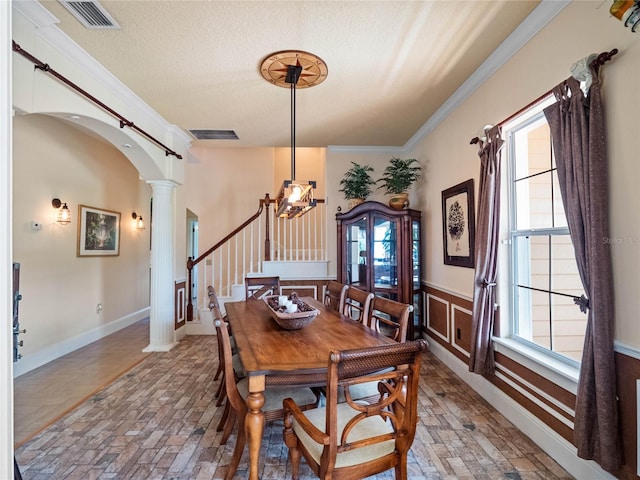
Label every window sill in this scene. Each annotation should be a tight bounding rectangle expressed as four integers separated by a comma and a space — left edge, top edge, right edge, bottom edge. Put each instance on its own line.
492, 337, 579, 394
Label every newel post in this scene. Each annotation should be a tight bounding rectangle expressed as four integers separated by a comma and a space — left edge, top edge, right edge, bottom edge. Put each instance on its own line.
186, 256, 194, 322
264, 193, 271, 261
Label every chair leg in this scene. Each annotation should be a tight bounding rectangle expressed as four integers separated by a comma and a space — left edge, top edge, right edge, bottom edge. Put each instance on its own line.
283, 414, 301, 480
216, 374, 227, 406
214, 363, 222, 381
225, 414, 246, 480
395, 453, 408, 480
220, 407, 237, 446
216, 399, 230, 432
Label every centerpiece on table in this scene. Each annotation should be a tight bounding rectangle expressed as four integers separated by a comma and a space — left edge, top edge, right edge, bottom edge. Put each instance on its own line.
264, 292, 320, 330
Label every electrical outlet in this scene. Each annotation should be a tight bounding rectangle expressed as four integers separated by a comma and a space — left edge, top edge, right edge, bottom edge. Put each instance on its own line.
96, 303, 103, 314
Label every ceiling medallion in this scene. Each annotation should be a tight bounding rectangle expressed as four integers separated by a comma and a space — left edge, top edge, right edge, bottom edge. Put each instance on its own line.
260, 50, 328, 88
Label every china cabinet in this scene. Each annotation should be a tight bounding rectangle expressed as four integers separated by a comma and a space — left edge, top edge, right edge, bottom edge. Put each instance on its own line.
336, 201, 422, 338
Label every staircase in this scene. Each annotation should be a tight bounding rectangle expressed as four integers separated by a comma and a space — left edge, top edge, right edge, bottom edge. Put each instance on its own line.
186, 194, 328, 332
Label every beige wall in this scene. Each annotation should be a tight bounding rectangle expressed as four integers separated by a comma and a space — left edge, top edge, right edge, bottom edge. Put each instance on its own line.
13, 114, 152, 370
408, 1, 639, 347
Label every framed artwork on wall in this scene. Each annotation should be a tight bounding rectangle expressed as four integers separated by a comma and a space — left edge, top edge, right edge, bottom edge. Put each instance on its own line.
77, 205, 121, 257
442, 179, 475, 268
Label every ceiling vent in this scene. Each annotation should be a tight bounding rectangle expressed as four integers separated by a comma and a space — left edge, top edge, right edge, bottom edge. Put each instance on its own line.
189, 129, 239, 140
59, 1, 120, 29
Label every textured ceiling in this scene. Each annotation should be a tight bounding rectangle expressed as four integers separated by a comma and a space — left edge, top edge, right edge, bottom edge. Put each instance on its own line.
38, 0, 540, 149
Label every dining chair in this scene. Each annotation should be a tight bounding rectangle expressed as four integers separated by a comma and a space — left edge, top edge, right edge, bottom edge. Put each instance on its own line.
341, 286, 374, 325
323, 280, 347, 312
283, 339, 428, 480
214, 318, 319, 480
207, 285, 226, 319
368, 295, 413, 343
244, 275, 281, 300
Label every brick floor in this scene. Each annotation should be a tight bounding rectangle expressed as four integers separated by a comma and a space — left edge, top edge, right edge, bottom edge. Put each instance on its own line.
15, 335, 573, 479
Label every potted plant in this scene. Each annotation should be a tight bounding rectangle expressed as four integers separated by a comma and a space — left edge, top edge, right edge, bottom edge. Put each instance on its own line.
377, 157, 422, 209
339, 162, 375, 209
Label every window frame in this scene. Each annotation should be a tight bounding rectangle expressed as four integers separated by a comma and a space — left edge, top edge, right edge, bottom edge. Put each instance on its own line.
501, 96, 584, 371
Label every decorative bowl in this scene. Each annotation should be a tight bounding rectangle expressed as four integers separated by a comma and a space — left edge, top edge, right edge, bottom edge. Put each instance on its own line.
263, 294, 320, 330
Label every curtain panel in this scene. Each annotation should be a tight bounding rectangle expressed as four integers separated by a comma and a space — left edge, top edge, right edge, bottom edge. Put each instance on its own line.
543, 73, 621, 472
469, 126, 503, 375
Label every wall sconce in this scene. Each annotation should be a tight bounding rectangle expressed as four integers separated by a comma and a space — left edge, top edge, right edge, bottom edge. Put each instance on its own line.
132, 212, 145, 230
52, 198, 71, 225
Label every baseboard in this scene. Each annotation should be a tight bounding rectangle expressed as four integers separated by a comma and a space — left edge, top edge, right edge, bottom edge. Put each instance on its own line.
427, 340, 616, 480
187, 310, 215, 335
13, 308, 150, 378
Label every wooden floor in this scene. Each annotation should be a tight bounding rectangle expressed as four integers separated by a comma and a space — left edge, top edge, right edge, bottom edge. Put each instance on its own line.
14, 318, 151, 447
14, 321, 574, 479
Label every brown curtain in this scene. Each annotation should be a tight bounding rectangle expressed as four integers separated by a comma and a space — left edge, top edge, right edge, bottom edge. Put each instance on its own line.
469, 126, 503, 375
543, 73, 621, 472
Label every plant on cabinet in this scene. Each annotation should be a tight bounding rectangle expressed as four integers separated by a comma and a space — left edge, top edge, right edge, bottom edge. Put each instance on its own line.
377, 157, 422, 209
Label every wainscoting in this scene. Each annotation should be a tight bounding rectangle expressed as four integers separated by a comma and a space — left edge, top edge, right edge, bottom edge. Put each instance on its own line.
423, 283, 640, 480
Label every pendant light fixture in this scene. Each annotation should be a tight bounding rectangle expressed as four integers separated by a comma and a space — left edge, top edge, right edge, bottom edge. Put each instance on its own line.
260, 51, 328, 219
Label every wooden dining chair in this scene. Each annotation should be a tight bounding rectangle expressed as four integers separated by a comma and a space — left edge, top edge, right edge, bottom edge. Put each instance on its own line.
323, 280, 347, 312
244, 276, 281, 300
214, 318, 319, 480
368, 295, 413, 343
341, 285, 374, 325
208, 286, 241, 409
283, 339, 428, 480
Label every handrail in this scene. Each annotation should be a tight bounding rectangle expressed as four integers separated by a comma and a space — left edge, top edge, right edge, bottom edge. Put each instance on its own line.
186, 193, 272, 321
186, 194, 327, 322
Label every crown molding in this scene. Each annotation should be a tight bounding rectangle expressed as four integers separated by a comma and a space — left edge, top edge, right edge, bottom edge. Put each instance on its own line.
12, 1, 192, 149
402, 0, 570, 153
327, 145, 402, 155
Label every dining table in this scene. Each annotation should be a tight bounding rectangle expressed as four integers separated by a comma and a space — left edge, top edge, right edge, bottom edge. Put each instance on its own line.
224, 295, 397, 480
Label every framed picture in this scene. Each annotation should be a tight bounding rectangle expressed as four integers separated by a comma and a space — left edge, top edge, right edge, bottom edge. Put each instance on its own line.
442, 179, 475, 268
77, 205, 121, 257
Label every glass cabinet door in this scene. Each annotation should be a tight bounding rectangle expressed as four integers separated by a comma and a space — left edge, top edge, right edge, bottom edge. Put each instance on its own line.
372, 215, 399, 300
345, 217, 367, 288
412, 218, 422, 333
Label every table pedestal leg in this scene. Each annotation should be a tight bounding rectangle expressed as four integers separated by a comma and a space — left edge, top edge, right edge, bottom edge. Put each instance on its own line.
245, 391, 265, 480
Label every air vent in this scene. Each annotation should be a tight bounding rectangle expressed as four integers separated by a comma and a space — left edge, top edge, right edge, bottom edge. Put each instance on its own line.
59, 1, 120, 29
189, 129, 239, 140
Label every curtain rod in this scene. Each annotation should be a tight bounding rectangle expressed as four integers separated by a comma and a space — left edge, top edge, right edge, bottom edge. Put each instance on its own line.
469, 48, 618, 145
12, 40, 183, 160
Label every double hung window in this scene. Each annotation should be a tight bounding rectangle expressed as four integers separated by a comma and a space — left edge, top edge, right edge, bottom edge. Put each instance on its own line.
505, 98, 586, 365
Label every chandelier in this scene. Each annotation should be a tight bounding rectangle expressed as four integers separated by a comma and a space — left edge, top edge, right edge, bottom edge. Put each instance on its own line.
260, 51, 328, 219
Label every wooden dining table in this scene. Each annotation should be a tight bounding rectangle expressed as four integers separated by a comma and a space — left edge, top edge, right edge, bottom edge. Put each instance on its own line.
224, 296, 396, 480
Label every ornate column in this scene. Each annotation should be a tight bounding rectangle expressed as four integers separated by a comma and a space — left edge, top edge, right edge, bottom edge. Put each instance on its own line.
144, 180, 178, 352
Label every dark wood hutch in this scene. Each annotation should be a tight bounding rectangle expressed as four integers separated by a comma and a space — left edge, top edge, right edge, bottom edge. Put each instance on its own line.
336, 201, 422, 339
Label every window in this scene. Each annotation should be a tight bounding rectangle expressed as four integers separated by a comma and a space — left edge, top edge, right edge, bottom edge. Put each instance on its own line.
504, 98, 586, 365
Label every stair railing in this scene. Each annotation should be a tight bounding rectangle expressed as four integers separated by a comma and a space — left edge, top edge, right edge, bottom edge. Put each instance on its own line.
186, 194, 272, 322
186, 194, 327, 322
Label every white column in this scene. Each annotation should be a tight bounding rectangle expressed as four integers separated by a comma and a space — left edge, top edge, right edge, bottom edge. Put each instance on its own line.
144, 180, 178, 352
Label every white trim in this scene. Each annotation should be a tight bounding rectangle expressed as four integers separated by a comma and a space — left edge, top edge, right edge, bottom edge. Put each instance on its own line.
327, 145, 402, 154
424, 281, 472, 303
451, 304, 472, 357
13, 308, 150, 378
280, 284, 319, 300
425, 293, 450, 343
428, 341, 617, 480
614, 340, 640, 360
13, 1, 191, 149
1, 0, 14, 475
495, 363, 575, 423
493, 337, 579, 394
323, 1, 570, 154
402, 0, 570, 153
